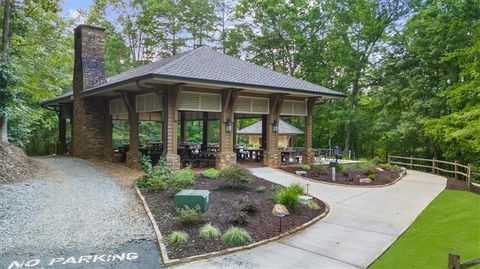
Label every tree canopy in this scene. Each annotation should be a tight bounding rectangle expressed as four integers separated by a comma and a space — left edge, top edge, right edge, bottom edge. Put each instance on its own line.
0, 0, 478, 166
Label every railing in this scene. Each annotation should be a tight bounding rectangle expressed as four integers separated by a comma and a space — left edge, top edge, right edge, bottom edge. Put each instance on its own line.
448, 253, 480, 269
388, 155, 474, 189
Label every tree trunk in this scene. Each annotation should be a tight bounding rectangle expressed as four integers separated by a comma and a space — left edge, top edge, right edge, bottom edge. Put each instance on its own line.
1, 0, 11, 62
0, 116, 8, 143
0, 0, 12, 143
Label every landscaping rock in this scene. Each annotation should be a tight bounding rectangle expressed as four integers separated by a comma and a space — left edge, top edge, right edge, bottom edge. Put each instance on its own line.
272, 204, 290, 216
376, 167, 384, 172
295, 171, 307, 176
359, 178, 372, 183
299, 195, 313, 204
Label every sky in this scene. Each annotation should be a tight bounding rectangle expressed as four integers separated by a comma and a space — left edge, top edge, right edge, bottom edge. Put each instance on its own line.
60, 0, 93, 20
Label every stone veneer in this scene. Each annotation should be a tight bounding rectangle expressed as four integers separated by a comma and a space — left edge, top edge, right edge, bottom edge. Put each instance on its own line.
71, 25, 110, 160
166, 154, 181, 170
216, 152, 237, 170
264, 150, 281, 168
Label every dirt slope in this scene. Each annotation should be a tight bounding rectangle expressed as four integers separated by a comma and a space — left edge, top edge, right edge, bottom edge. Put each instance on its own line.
0, 142, 35, 183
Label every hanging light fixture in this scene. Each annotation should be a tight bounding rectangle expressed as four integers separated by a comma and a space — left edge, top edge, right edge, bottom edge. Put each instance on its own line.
225, 118, 233, 133
272, 120, 279, 133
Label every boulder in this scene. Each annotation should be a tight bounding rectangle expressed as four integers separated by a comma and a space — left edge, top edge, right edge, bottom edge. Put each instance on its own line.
359, 178, 372, 183
299, 195, 313, 204
295, 171, 307, 176
272, 204, 290, 216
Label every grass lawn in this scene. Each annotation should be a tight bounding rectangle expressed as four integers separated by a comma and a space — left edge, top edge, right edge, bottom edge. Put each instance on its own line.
370, 190, 480, 269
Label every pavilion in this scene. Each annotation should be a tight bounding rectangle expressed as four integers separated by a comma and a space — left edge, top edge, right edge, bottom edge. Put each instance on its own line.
41, 25, 345, 170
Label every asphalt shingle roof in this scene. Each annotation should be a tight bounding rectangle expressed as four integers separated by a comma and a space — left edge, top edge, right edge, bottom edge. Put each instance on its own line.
237, 119, 304, 135
43, 47, 344, 105
84, 47, 343, 96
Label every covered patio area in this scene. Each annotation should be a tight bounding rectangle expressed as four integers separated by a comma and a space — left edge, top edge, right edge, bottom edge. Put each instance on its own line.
41, 25, 345, 170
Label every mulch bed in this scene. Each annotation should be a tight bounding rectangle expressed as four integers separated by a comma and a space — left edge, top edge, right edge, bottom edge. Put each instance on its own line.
280, 166, 401, 186
446, 177, 480, 194
140, 176, 326, 259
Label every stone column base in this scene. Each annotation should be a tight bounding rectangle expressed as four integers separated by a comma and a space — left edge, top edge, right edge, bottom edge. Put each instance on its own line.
216, 152, 237, 170
264, 150, 281, 168
166, 154, 181, 170
126, 151, 141, 170
303, 148, 315, 164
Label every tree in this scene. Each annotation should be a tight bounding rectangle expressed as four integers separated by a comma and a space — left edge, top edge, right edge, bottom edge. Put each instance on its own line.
320, 0, 410, 154
0, 0, 13, 143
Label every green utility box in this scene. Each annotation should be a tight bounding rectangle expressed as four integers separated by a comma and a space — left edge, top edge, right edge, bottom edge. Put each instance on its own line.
174, 189, 210, 212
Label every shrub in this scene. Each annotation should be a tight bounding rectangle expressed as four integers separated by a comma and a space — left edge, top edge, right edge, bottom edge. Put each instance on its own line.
229, 210, 249, 225
222, 227, 252, 247
199, 223, 221, 240
304, 200, 320, 210
202, 168, 220, 179
141, 155, 153, 175
367, 173, 376, 181
301, 164, 311, 171
168, 167, 195, 192
236, 199, 258, 214
256, 185, 265, 192
221, 165, 254, 187
371, 156, 383, 165
177, 205, 208, 224
287, 183, 305, 196
337, 161, 375, 173
273, 188, 300, 209
381, 163, 393, 170
311, 164, 327, 174
168, 231, 189, 245
136, 173, 168, 190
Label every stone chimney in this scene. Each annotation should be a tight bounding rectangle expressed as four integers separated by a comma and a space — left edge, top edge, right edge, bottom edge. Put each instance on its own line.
71, 25, 112, 160
73, 25, 106, 93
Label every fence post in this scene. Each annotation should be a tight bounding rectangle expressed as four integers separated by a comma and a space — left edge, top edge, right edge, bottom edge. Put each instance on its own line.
467, 163, 472, 190
432, 157, 436, 174
454, 160, 458, 180
448, 253, 460, 269
410, 156, 413, 169
387, 154, 390, 164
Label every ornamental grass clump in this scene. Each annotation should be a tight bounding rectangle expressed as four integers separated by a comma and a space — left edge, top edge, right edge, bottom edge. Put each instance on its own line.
222, 227, 252, 247
168, 231, 189, 246
304, 200, 320, 210
301, 164, 311, 171
273, 187, 300, 209
202, 168, 220, 179
177, 205, 208, 224
311, 164, 327, 174
288, 183, 305, 196
168, 166, 195, 192
199, 223, 221, 240
221, 165, 254, 188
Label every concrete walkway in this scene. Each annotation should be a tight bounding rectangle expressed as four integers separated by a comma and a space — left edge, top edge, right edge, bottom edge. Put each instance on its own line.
175, 168, 446, 269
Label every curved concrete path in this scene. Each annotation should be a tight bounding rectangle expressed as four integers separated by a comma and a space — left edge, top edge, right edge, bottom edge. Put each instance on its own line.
175, 168, 446, 269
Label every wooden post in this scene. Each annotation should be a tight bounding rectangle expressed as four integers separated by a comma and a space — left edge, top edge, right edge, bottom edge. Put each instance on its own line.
454, 160, 458, 180
410, 156, 413, 170
448, 253, 460, 269
202, 112, 208, 150
387, 154, 390, 164
432, 157, 436, 174
467, 163, 473, 190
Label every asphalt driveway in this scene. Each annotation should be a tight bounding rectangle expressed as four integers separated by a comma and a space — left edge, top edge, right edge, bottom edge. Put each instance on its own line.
0, 157, 163, 269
